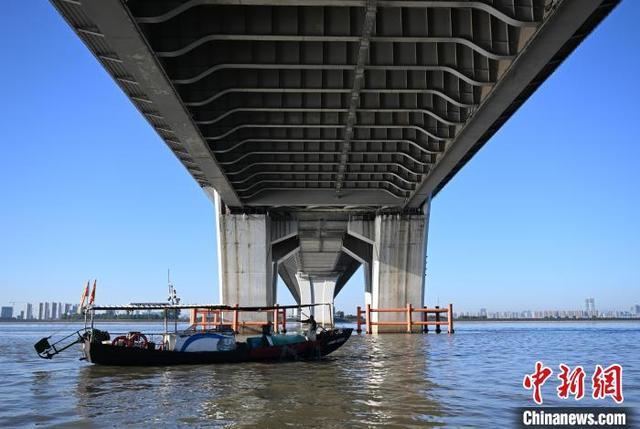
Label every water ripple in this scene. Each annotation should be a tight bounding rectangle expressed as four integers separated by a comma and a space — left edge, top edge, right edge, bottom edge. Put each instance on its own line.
0, 321, 638, 427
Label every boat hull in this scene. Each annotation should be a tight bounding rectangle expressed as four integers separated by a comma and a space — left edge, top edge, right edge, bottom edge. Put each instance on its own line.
83, 328, 352, 366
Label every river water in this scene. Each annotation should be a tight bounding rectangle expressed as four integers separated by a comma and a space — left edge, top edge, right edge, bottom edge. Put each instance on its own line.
0, 321, 638, 428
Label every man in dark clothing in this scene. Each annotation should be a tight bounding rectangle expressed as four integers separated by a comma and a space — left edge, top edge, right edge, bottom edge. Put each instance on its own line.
300, 314, 317, 340
261, 321, 273, 346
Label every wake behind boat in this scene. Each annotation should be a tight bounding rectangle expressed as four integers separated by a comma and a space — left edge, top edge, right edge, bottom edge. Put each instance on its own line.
34, 303, 352, 366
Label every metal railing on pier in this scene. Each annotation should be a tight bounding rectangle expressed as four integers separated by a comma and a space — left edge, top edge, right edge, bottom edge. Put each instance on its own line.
356, 303, 454, 334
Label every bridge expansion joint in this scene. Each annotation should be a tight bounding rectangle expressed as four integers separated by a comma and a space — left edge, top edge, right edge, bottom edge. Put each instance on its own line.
335, 0, 377, 195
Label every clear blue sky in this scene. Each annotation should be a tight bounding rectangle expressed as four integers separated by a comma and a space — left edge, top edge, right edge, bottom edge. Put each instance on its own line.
1, 2, 638, 314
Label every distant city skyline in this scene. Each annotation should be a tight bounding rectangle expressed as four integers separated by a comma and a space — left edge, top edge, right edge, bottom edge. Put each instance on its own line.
2, 297, 640, 319
455, 297, 640, 320
2, 299, 639, 321
1, 3, 638, 313
0, 301, 78, 320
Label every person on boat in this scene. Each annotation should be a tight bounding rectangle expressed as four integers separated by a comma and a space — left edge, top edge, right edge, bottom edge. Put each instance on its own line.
300, 314, 317, 341
261, 321, 274, 346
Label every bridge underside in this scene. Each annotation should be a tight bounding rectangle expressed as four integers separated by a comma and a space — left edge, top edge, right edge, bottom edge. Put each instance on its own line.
52, 0, 617, 330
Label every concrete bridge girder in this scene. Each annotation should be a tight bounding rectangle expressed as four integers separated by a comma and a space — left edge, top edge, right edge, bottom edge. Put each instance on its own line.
277, 256, 302, 304
51, 0, 617, 209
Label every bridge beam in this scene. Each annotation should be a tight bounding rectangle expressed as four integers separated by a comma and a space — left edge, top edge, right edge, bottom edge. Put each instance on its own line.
55, 0, 619, 209
277, 258, 302, 304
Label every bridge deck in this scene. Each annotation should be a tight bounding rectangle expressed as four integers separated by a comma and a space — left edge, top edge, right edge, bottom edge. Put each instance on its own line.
51, 0, 617, 209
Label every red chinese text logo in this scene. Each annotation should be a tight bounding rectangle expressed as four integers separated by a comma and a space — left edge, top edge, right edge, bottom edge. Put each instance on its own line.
523, 362, 623, 404
557, 363, 586, 400
523, 361, 553, 405
592, 364, 624, 403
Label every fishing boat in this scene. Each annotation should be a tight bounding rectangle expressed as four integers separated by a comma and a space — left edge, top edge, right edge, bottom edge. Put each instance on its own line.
34, 303, 352, 366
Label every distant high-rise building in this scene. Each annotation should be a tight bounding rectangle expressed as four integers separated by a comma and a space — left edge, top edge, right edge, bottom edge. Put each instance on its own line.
633, 305, 640, 316
19, 310, 25, 319
64, 303, 72, 316
38, 303, 44, 320
51, 302, 58, 319
26, 303, 33, 320
1, 306, 13, 319
585, 297, 596, 317
58, 302, 63, 318
480, 308, 487, 318
44, 302, 50, 320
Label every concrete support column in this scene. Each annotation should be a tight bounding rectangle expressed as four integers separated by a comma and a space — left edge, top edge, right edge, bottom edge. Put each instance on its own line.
215, 195, 274, 326
217, 211, 274, 310
215, 193, 300, 328
347, 200, 431, 333
296, 274, 336, 326
371, 212, 427, 332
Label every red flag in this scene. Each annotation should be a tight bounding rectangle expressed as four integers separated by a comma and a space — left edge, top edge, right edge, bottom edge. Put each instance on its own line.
78, 281, 90, 314
79, 281, 89, 307
89, 279, 97, 305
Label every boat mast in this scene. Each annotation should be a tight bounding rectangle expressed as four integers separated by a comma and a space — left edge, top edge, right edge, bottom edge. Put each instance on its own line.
167, 269, 180, 333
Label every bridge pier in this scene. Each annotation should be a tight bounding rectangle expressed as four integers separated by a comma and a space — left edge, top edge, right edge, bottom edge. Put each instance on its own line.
372, 213, 428, 333
215, 194, 298, 325
216, 211, 273, 321
347, 201, 430, 333
296, 274, 335, 326
215, 189, 429, 333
